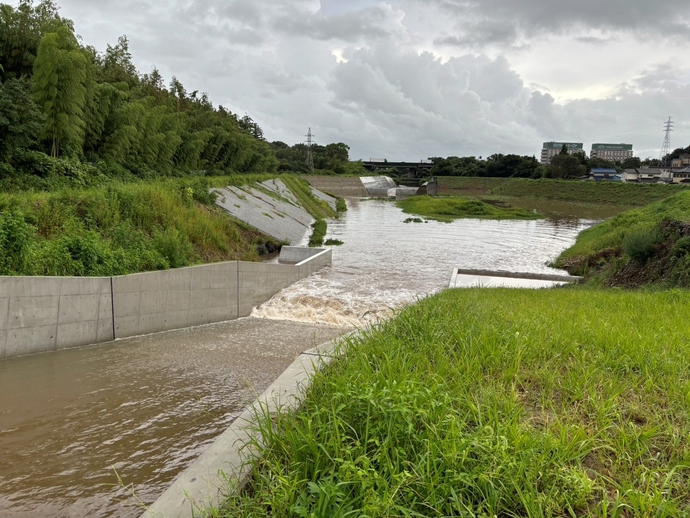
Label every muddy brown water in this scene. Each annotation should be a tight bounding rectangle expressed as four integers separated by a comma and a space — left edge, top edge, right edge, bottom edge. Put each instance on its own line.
0, 199, 608, 516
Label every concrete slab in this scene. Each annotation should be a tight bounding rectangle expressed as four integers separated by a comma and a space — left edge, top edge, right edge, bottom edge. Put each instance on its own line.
56, 321, 99, 348
58, 294, 101, 324
0, 297, 9, 330
141, 342, 339, 518
0, 330, 6, 360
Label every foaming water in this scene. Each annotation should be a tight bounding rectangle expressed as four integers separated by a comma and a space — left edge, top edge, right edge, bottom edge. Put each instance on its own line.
252, 199, 595, 326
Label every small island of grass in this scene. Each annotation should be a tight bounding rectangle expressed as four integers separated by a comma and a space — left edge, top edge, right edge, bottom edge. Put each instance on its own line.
397, 195, 541, 222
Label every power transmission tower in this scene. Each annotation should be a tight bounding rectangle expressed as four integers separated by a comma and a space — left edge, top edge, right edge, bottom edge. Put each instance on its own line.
660, 117, 674, 166
305, 128, 314, 172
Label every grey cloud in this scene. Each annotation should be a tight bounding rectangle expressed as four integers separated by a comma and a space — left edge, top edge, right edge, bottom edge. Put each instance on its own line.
431, 0, 690, 47
272, 4, 400, 42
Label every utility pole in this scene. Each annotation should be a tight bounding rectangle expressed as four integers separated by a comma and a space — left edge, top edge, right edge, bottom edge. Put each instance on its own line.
305, 127, 314, 172
660, 117, 674, 166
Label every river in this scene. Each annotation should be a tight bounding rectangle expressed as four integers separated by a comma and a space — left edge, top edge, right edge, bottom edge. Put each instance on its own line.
0, 198, 597, 516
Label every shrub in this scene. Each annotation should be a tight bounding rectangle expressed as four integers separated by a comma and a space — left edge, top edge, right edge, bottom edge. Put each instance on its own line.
622, 227, 659, 264
0, 210, 34, 274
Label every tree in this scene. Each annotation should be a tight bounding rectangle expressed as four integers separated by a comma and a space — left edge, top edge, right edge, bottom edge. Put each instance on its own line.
544, 153, 586, 179
621, 157, 641, 169
0, 0, 68, 79
0, 78, 45, 162
560, 143, 569, 155
32, 25, 87, 157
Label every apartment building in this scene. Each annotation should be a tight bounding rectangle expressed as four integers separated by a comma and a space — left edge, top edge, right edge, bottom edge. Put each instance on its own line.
590, 143, 633, 161
540, 142, 584, 164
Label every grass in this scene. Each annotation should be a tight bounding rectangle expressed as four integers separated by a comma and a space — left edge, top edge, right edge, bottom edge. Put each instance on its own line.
217, 288, 690, 517
437, 177, 685, 206
397, 195, 541, 222
0, 178, 276, 276
555, 190, 690, 275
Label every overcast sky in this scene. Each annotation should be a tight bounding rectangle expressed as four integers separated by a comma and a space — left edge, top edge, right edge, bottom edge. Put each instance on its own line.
18, 0, 690, 161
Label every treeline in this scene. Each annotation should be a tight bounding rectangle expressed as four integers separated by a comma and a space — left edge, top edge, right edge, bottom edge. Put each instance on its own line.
0, 0, 277, 189
429, 151, 649, 180
430, 154, 541, 178
269, 141, 364, 175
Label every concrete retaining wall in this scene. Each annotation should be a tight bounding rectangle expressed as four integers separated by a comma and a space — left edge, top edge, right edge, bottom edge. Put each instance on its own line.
303, 176, 368, 197
1, 248, 332, 360
0, 276, 113, 360
278, 246, 327, 264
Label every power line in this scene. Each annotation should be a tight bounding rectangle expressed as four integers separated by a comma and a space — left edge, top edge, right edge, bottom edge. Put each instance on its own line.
660, 117, 674, 166
305, 127, 314, 171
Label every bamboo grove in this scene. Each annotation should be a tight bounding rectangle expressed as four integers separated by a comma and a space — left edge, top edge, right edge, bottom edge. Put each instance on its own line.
0, 0, 278, 186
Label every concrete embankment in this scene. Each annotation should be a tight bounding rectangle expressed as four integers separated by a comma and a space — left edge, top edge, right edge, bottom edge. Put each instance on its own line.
213, 179, 337, 245
0, 248, 331, 361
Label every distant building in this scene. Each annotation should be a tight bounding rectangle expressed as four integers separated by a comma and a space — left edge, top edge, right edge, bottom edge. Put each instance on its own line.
623, 168, 666, 184
590, 143, 633, 161
671, 154, 690, 169
591, 168, 621, 182
540, 142, 584, 164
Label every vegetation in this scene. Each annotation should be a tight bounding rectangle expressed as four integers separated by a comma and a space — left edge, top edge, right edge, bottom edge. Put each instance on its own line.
0, 177, 279, 276
218, 288, 690, 517
437, 177, 685, 206
555, 190, 690, 287
0, 1, 359, 192
270, 141, 365, 176
397, 195, 541, 222
323, 238, 343, 246
308, 220, 327, 247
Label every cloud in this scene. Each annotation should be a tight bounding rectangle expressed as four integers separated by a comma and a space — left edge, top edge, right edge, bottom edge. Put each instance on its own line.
10, 0, 690, 160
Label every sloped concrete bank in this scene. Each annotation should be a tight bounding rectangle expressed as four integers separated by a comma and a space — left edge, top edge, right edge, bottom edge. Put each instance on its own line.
0, 248, 331, 361
213, 179, 337, 245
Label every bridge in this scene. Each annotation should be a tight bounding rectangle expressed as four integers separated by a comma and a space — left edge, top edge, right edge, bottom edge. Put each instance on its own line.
362, 160, 434, 179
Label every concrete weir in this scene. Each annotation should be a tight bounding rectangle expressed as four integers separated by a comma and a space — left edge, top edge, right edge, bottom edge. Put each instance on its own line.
449, 268, 581, 289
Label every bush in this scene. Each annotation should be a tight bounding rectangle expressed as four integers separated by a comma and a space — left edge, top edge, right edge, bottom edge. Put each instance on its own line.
622, 227, 659, 264
0, 210, 34, 274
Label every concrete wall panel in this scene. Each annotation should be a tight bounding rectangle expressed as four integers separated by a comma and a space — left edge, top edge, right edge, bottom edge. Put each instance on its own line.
0, 296, 9, 331
2, 248, 329, 360
6, 324, 57, 357
57, 321, 98, 348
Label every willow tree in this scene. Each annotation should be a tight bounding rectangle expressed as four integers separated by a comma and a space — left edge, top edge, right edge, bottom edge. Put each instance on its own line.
32, 25, 86, 157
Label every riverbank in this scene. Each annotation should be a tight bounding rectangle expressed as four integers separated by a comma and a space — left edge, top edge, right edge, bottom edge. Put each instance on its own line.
216, 287, 690, 517
0, 175, 342, 276
555, 190, 690, 287
436, 176, 685, 206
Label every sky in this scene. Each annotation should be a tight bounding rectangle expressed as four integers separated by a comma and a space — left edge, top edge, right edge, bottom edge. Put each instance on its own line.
17, 0, 690, 161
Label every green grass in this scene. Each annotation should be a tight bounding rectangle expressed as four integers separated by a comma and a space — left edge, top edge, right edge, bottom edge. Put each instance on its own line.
218, 288, 690, 517
0, 179, 274, 276
556, 190, 690, 273
397, 195, 541, 222
437, 177, 685, 206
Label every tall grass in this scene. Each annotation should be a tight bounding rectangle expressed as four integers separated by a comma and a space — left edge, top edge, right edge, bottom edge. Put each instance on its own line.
0, 179, 269, 276
218, 288, 690, 517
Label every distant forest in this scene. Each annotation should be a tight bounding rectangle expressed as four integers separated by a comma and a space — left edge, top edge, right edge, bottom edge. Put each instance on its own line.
0, 0, 357, 190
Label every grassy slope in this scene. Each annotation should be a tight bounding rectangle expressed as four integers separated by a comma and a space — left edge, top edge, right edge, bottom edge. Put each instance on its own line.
437, 177, 685, 206
555, 190, 690, 285
397, 195, 541, 222
220, 288, 690, 517
0, 177, 279, 276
